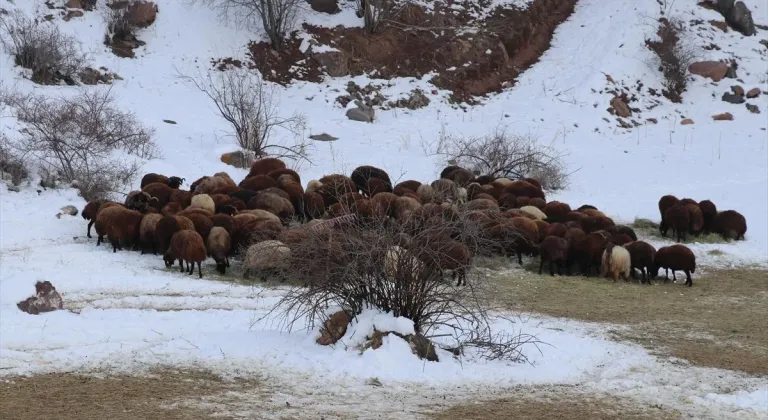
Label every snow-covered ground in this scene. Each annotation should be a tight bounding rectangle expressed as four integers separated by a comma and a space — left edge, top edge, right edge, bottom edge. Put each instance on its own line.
1, 0, 767, 417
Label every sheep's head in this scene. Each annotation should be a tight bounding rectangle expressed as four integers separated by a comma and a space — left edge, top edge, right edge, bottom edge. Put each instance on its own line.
168, 176, 184, 189
219, 204, 238, 216
35, 281, 54, 295
163, 253, 175, 268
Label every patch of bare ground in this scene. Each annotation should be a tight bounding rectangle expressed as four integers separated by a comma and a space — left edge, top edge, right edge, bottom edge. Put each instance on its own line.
485, 266, 768, 375
0, 368, 265, 420
433, 385, 681, 420
228, 0, 575, 103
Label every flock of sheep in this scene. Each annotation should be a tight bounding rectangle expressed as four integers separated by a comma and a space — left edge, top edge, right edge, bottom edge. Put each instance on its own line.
80, 157, 748, 287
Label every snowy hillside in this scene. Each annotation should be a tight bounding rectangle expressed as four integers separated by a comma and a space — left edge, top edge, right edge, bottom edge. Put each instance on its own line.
1, 0, 767, 418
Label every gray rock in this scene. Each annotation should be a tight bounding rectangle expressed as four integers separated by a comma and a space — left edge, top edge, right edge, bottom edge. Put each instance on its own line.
309, 133, 339, 142
746, 103, 760, 114
728, 2, 756, 36
346, 101, 375, 123
722, 92, 745, 104
60, 205, 79, 217
716, 0, 734, 13
311, 50, 348, 77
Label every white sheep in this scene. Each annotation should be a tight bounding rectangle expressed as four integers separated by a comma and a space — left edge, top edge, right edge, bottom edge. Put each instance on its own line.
519, 205, 547, 220
243, 240, 291, 281
600, 244, 631, 282
306, 179, 323, 194
189, 193, 215, 214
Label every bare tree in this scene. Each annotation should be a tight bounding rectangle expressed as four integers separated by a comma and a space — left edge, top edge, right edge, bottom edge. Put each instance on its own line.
3, 87, 159, 200
190, 0, 302, 50
176, 66, 308, 162
265, 211, 540, 362
435, 126, 569, 190
355, 0, 410, 34
0, 10, 89, 85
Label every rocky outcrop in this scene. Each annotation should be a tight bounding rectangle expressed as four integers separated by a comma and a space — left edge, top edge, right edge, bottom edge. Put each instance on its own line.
689, 61, 728, 82
715, 0, 756, 36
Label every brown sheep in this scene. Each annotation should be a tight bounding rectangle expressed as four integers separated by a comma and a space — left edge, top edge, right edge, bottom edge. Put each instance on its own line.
504, 180, 544, 200
184, 212, 214, 241
318, 174, 357, 206
155, 215, 195, 254
351, 165, 392, 197
498, 193, 518, 210
516, 196, 530, 207
698, 200, 717, 234
624, 241, 657, 284
654, 244, 696, 286
581, 215, 615, 233
466, 198, 500, 213
260, 186, 291, 202
142, 182, 174, 210
170, 189, 193, 208
239, 175, 277, 192
442, 167, 475, 187
339, 191, 364, 207
543, 201, 570, 223
662, 204, 690, 242
268, 168, 301, 184
439, 165, 463, 179
538, 236, 569, 276
534, 220, 550, 243
712, 210, 747, 240
210, 213, 235, 234
528, 197, 546, 210
564, 227, 586, 273
104, 207, 144, 253
193, 175, 231, 194
177, 207, 214, 218
164, 230, 207, 278
161, 202, 182, 215
92, 203, 126, 246
547, 222, 568, 238
416, 234, 473, 286
140, 173, 184, 189
394, 180, 421, 193
231, 214, 284, 252
300, 191, 326, 221
394, 196, 422, 220
475, 175, 495, 185
82, 199, 114, 238
230, 189, 258, 205
139, 213, 163, 255
248, 157, 286, 178
472, 193, 497, 202
207, 226, 231, 274
658, 194, 679, 237
248, 193, 294, 224
572, 231, 607, 276
608, 233, 633, 246
522, 178, 543, 191
577, 204, 598, 212
605, 225, 638, 241
679, 198, 697, 206
685, 202, 704, 236
124, 190, 159, 213
510, 217, 540, 265
431, 179, 459, 203
566, 211, 587, 223
371, 192, 399, 218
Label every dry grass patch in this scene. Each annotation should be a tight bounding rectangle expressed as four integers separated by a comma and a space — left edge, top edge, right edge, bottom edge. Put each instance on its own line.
488, 268, 768, 374
631, 218, 728, 244
433, 385, 681, 420
0, 368, 265, 420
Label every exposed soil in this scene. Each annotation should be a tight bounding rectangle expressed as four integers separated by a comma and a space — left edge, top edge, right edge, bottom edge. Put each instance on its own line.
485, 266, 768, 375
233, 0, 576, 103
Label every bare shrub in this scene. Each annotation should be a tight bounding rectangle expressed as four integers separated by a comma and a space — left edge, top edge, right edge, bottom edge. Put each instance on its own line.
189, 0, 302, 51
176, 66, 308, 162
0, 10, 88, 85
3, 87, 159, 200
0, 135, 29, 186
267, 212, 539, 362
435, 127, 569, 190
645, 17, 698, 103
105, 6, 136, 41
355, 0, 410, 34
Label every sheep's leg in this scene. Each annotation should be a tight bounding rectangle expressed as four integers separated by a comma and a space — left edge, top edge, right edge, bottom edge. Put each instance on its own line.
684, 270, 692, 287
97, 235, 102, 246
549, 261, 555, 277
641, 267, 648, 284
664, 268, 669, 283
243, 268, 250, 280
198, 261, 203, 279
87, 221, 94, 238
225, 257, 230, 267
189, 261, 195, 275
539, 259, 545, 275
621, 271, 628, 282
517, 251, 523, 266
111, 239, 118, 253
152, 243, 157, 255
179, 259, 184, 273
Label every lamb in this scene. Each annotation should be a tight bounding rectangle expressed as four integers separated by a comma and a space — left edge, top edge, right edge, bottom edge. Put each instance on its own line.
654, 244, 696, 286
139, 213, 163, 254
140, 173, 184, 189
243, 240, 291, 281
416, 235, 473, 286
163, 230, 207, 278
519, 205, 547, 220
698, 200, 717, 234
662, 203, 690, 242
658, 194, 679, 237
538, 236, 569, 276
712, 210, 747, 240
206, 226, 231, 274
189, 194, 216, 214
624, 240, 657, 284
600, 243, 631, 282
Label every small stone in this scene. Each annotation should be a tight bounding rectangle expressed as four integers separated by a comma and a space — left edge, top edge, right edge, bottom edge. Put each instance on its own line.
730, 85, 744, 96
712, 112, 733, 121
709, 20, 728, 31
63, 9, 84, 21
646, 118, 658, 124
746, 103, 760, 114
309, 133, 338, 142
162, 119, 177, 124
681, 118, 695, 125
60, 205, 79, 217
745, 88, 761, 98
722, 92, 745, 104
65, 0, 82, 8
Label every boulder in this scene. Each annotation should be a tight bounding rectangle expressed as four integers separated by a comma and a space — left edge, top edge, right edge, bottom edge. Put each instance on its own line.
17, 281, 63, 315
610, 96, 631, 118
316, 310, 352, 346
311, 50, 348, 77
310, 0, 340, 14
309, 133, 339, 142
712, 112, 733, 121
688, 61, 728, 82
346, 101, 375, 123
63, 9, 84, 21
681, 118, 695, 125
727, 2, 755, 36
65, 0, 82, 8
746, 103, 760, 114
746, 88, 761, 98
722, 92, 745, 104
129, 1, 158, 28
730, 85, 744, 96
